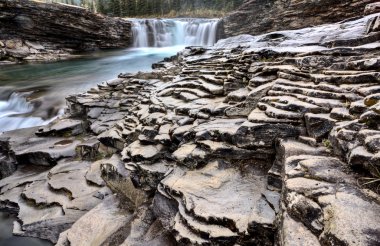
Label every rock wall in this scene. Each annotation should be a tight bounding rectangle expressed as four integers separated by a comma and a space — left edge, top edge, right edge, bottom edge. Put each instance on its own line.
224, 0, 379, 37
0, 0, 132, 63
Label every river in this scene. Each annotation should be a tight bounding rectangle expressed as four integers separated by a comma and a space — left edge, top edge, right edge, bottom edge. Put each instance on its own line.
0, 18, 220, 243
0, 46, 185, 132
0, 212, 52, 246
0, 18, 221, 133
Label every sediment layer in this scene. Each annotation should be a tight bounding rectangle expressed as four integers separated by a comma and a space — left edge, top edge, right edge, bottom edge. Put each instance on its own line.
0, 8, 380, 246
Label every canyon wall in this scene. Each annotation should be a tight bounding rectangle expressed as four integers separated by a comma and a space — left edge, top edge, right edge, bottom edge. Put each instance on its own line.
224, 0, 379, 36
0, 0, 132, 63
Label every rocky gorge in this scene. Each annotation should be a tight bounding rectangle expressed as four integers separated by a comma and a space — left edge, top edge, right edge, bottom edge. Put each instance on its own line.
0, 0, 132, 64
0, 1, 380, 246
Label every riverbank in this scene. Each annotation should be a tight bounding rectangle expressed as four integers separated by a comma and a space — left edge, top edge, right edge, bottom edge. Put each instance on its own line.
0, 46, 187, 132
0, 10, 379, 245
0, 211, 52, 246
0, 0, 132, 64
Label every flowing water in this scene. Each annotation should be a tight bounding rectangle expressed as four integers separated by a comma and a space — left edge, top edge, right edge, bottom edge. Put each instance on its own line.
0, 212, 52, 246
0, 18, 221, 133
131, 18, 220, 47
0, 18, 220, 242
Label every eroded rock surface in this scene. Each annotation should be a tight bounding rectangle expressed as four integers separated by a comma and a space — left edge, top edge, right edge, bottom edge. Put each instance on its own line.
1, 9, 380, 246
0, 0, 132, 64
224, 0, 378, 37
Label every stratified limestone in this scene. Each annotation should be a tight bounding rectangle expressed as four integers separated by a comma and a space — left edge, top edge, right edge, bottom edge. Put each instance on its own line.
63, 195, 132, 246
278, 139, 380, 246
223, 0, 377, 37
1, 9, 380, 246
0, 0, 132, 63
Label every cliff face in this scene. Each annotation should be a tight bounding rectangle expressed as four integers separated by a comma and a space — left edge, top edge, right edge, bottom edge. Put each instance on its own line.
223, 0, 378, 37
0, 0, 132, 63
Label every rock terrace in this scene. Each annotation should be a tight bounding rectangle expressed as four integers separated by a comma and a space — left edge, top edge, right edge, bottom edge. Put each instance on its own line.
0, 10, 380, 246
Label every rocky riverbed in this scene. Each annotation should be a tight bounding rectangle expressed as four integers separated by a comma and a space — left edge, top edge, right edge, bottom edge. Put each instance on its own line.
0, 7, 380, 246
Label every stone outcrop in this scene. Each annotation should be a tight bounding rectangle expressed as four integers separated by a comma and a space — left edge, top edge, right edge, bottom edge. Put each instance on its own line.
224, 0, 378, 37
0, 0, 132, 64
0, 7, 380, 246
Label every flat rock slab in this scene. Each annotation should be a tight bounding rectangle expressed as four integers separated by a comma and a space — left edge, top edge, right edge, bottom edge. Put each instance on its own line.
161, 161, 277, 243
0, 165, 49, 193
22, 179, 71, 208
36, 119, 84, 137
0, 185, 80, 243
48, 161, 100, 199
66, 195, 132, 246
14, 138, 81, 166
280, 140, 380, 246
85, 160, 106, 186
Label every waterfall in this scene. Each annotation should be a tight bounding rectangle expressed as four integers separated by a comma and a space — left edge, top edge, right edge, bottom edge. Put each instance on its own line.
131, 19, 221, 48
0, 93, 61, 132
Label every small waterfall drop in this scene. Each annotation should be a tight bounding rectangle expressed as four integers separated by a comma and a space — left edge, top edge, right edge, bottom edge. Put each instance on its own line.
131, 19, 221, 48
0, 92, 60, 132
0, 93, 34, 119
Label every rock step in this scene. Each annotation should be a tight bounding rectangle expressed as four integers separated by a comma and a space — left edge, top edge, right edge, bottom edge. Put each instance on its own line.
65, 195, 132, 246
357, 84, 380, 97
312, 72, 380, 85
200, 75, 225, 85
271, 83, 349, 100
21, 180, 71, 208
249, 75, 277, 87
248, 109, 302, 124
267, 90, 345, 109
47, 161, 100, 200
278, 139, 380, 245
258, 103, 304, 120
174, 213, 210, 245
276, 79, 352, 94
0, 185, 84, 243
261, 95, 325, 114
176, 199, 238, 241
166, 80, 224, 95
174, 88, 212, 98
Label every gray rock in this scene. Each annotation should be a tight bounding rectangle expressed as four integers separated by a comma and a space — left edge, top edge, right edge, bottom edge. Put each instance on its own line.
305, 113, 336, 140
36, 119, 84, 137
65, 195, 132, 246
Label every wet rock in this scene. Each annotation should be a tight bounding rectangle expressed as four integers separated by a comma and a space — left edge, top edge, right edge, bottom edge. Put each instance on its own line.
36, 119, 85, 137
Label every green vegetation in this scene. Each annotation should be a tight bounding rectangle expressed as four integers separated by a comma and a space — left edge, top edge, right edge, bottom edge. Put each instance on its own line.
49, 0, 243, 17
102, 0, 243, 17
322, 139, 332, 150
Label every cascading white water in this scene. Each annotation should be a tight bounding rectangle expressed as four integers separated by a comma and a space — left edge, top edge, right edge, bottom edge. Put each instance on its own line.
0, 93, 61, 132
0, 93, 34, 119
131, 19, 220, 48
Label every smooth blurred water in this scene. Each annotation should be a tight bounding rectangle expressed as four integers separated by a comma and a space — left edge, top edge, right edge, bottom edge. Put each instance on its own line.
0, 46, 184, 132
131, 19, 220, 47
0, 212, 52, 246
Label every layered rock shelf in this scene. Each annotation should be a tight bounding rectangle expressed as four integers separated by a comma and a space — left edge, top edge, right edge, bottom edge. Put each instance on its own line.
0, 0, 132, 64
0, 8, 380, 246
224, 0, 379, 37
